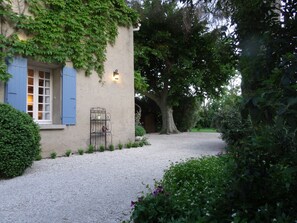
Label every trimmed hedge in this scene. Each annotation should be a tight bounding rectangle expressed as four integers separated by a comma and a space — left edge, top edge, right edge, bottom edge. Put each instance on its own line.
0, 104, 41, 178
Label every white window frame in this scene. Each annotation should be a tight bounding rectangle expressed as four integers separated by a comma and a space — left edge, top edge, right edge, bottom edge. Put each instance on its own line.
27, 66, 53, 125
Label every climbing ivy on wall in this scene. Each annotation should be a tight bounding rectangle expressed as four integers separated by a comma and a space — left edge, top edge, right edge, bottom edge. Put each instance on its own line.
0, 0, 137, 82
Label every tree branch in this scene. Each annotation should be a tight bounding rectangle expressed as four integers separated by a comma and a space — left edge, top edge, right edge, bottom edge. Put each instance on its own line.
142, 91, 162, 107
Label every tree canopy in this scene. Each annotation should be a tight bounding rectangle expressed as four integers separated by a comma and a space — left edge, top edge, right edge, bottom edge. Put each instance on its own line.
132, 0, 236, 133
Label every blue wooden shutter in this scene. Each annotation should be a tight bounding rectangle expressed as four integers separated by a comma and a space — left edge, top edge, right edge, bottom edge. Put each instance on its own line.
5, 57, 27, 112
62, 67, 76, 125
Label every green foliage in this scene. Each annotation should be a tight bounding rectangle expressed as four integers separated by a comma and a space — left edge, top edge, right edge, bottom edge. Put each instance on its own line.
141, 137, 150, 146
134, 71, 148, 93
78, 148, 84, 155
212, 103, 252, 148
65, 149, 72, 157
132, 142, 139, 148
130, 155, 234, 222
109, 144, 114, 151
223, 124, 297, 222
196, 75, 242, 129
126, 141, 132, 148
135, 125, 146, 136
50, 152, 57, 159
35, 154, 42, 161
118, 143, 123, 150
132, 0, 236, 133
86, 145, 94, 153
174, 96, 200, 132
99, 145, 105, 152
0, 103, 41, 178
0, 0, 137, 81
221, 0, 297, 128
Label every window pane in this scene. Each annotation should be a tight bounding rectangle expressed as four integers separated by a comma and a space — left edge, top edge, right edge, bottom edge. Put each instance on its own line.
38, 112, 42, 120
39, 71, 44, 78
45, 104, 50, 111
45, 80, 50, 87
28, 86, 34, 94
39, 96, 43, 103
39, 79, 44, 87
38, 104, 43, 111
27, 95, 33, 103
28, 69, 34, 77
27, 104, 33, 111
28, 78, 34, 85
28, 112, 33, 118
45, 88, 50, 95
45, 96, 50, 103
45, 113, 50, 120
45, 72, 50, 79
38, 88, 44, 95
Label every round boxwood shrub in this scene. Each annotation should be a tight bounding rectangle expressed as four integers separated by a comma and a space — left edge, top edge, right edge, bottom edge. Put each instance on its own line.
135, 125, 146, 137
0, 104, 41, 178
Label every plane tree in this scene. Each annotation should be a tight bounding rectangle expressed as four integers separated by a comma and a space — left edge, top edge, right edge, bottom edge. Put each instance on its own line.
133, 0, 236, 134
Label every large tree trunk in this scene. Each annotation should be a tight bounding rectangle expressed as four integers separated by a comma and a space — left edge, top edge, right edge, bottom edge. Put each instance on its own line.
143, 86, 179, 134
159, 104, 179, 134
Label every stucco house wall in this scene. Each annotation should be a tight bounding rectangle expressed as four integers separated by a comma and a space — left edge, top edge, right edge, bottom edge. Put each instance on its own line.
0, 27, 135, 157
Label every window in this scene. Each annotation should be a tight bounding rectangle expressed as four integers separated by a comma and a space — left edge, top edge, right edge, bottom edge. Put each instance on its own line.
27, 67, 52, 124
5, 57, 76, 126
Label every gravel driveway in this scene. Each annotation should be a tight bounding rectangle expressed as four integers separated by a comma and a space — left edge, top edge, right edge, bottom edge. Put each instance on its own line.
0, 132, 225, 223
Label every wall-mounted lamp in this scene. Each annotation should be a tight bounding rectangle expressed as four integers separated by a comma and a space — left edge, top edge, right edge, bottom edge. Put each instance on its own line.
113, 69, 119, 81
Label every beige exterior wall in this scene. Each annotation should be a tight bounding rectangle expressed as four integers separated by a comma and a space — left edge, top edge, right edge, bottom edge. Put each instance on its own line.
40, 27, 135, 157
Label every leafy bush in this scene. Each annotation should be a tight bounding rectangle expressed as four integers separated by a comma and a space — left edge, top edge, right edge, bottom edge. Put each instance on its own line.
223, 124, 297, 222
0, 104, 41, 178
126, 141, 132, 148
132, 142, 139, 148
99, 145, 105, 152
141, 137, 150, 146
109, 144, 114, 151
50, 152, 57, 159
118, 143, 123, 150
86, 144, 94, 153
212, 104, 252, 147
135, 125, 146, 136
65, 149, 72, 157
130, 155, 234, 222
35, 154, 42, 161
78, 148, 84, 155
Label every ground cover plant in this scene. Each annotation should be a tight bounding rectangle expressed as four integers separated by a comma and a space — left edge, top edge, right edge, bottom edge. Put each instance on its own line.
109, 144, 115, 151
86, 145, 94, 154
130, 155, 234, 223
0, 104, 41, 178
118, 143, 123, 150
50, 152, 57, 159
78, 148, 84, 155
99, 145, 105, 152
65, 149, 72, 157
135, 125, 146, 137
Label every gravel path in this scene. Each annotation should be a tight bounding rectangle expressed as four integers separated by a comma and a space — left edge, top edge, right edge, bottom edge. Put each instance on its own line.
0, 133, 225, 223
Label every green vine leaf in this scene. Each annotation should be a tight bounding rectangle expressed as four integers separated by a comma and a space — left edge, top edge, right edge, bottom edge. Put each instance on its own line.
0, 0, 138, 82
